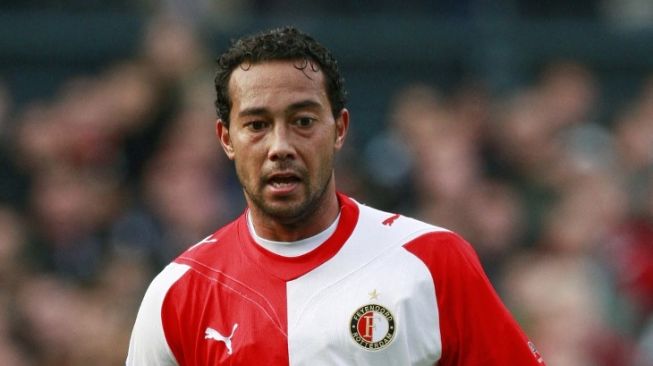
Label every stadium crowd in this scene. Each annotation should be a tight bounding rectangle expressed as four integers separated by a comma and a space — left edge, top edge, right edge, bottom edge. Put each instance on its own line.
1, 12, 653, 366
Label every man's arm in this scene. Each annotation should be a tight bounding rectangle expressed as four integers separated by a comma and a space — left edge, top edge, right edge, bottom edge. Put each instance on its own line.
404, 232, 545, 365
126, 263, 189, 366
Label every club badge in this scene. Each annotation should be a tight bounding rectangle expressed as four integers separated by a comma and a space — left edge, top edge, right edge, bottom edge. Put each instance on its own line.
350, 303, 396, 351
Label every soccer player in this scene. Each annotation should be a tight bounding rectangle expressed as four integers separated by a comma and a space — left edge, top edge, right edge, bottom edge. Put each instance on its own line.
126, 26, 545, 365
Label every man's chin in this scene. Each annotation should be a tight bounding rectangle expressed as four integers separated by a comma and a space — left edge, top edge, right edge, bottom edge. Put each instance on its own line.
259, 201, 309, 223
246, 182, 329, 224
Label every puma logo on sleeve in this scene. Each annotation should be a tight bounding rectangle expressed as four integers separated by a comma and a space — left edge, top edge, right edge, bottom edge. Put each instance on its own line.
204, 324, 239, 355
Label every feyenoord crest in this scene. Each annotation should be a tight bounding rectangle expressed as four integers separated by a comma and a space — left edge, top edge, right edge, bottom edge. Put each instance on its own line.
350, 304, 396, 351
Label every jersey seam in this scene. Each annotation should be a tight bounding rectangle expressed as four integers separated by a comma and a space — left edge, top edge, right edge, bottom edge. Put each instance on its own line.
177, 258, 288, 337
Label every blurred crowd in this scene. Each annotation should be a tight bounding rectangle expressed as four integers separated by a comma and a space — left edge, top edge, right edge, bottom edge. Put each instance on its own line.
0, 13, 652, 366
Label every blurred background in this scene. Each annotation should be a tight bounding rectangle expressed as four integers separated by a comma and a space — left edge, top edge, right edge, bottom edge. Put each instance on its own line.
1, 1, 653, 365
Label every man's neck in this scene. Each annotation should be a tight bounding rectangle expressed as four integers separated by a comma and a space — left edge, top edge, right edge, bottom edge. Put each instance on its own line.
247, 191, 340, 242
247, 210, 340, 257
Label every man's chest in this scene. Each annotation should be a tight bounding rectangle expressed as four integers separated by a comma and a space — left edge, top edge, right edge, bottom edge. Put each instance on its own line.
167, 247, 442, 366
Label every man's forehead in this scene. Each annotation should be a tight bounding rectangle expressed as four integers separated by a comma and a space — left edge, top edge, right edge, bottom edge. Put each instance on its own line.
228, 60, 327, 102
238, 58, 321, 71
231, 60, 324, 84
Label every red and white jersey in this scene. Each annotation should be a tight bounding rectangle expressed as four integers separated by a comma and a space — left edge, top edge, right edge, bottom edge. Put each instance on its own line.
127, 193, 545, 365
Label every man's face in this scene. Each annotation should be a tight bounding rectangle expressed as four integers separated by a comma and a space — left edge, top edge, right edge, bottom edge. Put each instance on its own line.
217, 60, 348, 224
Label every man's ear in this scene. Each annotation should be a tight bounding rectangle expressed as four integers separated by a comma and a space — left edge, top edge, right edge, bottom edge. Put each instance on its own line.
216, 119, 235, 160
334, 108, 349, 150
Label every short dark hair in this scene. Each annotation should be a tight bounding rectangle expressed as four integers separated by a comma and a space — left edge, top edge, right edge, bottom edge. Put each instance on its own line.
214, 26, 347, 127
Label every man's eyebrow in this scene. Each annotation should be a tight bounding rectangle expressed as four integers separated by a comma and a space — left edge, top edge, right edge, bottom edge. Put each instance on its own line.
238, 100, 322, 118
285, 100, 322, 113
238, 107, 268, 117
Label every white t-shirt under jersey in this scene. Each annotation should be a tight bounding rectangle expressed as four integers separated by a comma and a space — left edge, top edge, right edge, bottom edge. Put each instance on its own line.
246, 211, 340, 257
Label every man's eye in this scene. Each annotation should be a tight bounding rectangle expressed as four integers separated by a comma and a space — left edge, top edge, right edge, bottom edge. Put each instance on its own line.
295, 117, 315, 127
247, 121, 268, 131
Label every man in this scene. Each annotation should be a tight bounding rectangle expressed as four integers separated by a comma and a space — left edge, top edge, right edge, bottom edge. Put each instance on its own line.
126, 26, 545, 365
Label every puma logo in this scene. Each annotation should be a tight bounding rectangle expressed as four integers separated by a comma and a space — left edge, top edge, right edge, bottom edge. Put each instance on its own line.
205, 324, 238, 355
382, 213, 400, 226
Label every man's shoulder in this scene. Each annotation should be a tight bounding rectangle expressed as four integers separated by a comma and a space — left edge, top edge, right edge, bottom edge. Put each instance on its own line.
342, 199, 471, 260
173, 215, 244, 266
399, 225, 482, 277
141, 216, 247, 306
350, 198, 474, 255
353, 200, 450, 239
341, 200, 482, 289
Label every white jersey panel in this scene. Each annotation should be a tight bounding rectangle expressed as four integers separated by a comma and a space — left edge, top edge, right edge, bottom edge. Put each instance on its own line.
126, 262, 190, 366
286, 202, 446, 366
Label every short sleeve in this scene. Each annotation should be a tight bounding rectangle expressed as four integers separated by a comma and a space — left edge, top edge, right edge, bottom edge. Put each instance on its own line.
404, 232, 545, 365
126, 263, 189, 366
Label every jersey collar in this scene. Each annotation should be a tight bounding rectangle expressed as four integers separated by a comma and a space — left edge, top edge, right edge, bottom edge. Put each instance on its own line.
237, 192, 359, 281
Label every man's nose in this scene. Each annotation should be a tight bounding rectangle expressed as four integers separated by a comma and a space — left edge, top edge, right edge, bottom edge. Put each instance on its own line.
267, 123, 295, 161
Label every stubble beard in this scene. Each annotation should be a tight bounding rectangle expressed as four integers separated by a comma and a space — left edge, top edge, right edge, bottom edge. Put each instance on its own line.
238, 161, 335, 226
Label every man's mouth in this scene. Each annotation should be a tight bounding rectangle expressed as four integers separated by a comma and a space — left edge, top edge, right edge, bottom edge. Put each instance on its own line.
266, 173, 302, 191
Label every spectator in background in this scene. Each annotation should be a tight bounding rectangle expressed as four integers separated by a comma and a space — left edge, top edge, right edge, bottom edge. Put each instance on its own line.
362, 84, 443, 212
110, 105, 240, 268
0, 15, 225, 365
0, 10, 651, 366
